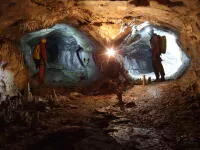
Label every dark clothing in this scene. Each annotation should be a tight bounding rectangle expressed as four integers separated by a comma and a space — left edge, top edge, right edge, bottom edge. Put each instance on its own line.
34, 59, 40, 69
105, 59, 122, 79
150, 34, 165, 80
152, 59, 165, 80
150, 34, 161, 61
104, 58, 130, 103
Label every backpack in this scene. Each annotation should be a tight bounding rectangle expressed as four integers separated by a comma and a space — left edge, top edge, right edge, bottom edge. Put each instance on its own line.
33, 44, 40, 60
159, 36, 167, 54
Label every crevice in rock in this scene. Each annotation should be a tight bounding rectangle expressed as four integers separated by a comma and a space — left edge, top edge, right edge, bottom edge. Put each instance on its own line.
129, 0, 150, 6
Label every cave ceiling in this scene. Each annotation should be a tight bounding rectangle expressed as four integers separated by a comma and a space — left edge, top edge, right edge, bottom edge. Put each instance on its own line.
0, 0, 200, 43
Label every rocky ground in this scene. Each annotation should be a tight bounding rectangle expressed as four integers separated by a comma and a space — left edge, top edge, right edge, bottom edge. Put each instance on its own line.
0, 81, 199, 150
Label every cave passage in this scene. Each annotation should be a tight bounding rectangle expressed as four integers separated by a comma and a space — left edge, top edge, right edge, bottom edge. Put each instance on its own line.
21, 24, 99, 85
120, 22, 190, 80
20, 23, 190, 86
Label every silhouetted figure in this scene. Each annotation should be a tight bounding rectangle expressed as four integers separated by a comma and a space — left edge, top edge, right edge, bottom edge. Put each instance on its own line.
150, 32, 165, 81
103, 56, 130, 106
39, 38, 48, 84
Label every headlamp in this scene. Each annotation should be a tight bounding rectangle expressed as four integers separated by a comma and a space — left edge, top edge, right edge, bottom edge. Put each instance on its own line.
106, 48, 116, 57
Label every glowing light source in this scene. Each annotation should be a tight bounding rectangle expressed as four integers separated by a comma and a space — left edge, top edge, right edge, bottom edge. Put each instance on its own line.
106, 48, 116, 57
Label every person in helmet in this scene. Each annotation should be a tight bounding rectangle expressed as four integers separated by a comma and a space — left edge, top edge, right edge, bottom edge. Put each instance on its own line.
100, 50, 131, 107
39, 38, 48, 84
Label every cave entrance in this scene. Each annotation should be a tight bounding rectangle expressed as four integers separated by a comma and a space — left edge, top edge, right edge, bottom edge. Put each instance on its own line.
21, 24, 99, 86
120, 22, 190, 80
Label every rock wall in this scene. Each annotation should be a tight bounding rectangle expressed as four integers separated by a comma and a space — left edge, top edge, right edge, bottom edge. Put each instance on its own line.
0, 40, 28, 93
0, 0, 199, 93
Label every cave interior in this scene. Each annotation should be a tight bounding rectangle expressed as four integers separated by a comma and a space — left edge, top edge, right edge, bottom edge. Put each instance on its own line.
0, 0, 200, 150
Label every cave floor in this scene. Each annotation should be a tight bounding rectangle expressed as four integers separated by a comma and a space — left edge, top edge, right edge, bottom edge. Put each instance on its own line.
0, 81, 200, 150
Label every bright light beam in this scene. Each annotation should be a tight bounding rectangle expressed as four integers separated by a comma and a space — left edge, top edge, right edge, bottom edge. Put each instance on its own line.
106, 48, 116, 57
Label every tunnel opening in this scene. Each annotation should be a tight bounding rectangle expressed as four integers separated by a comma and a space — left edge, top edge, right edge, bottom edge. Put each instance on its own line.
119, 21, 190, 80
21, 24, 99, 86
20, 22, 191, 88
